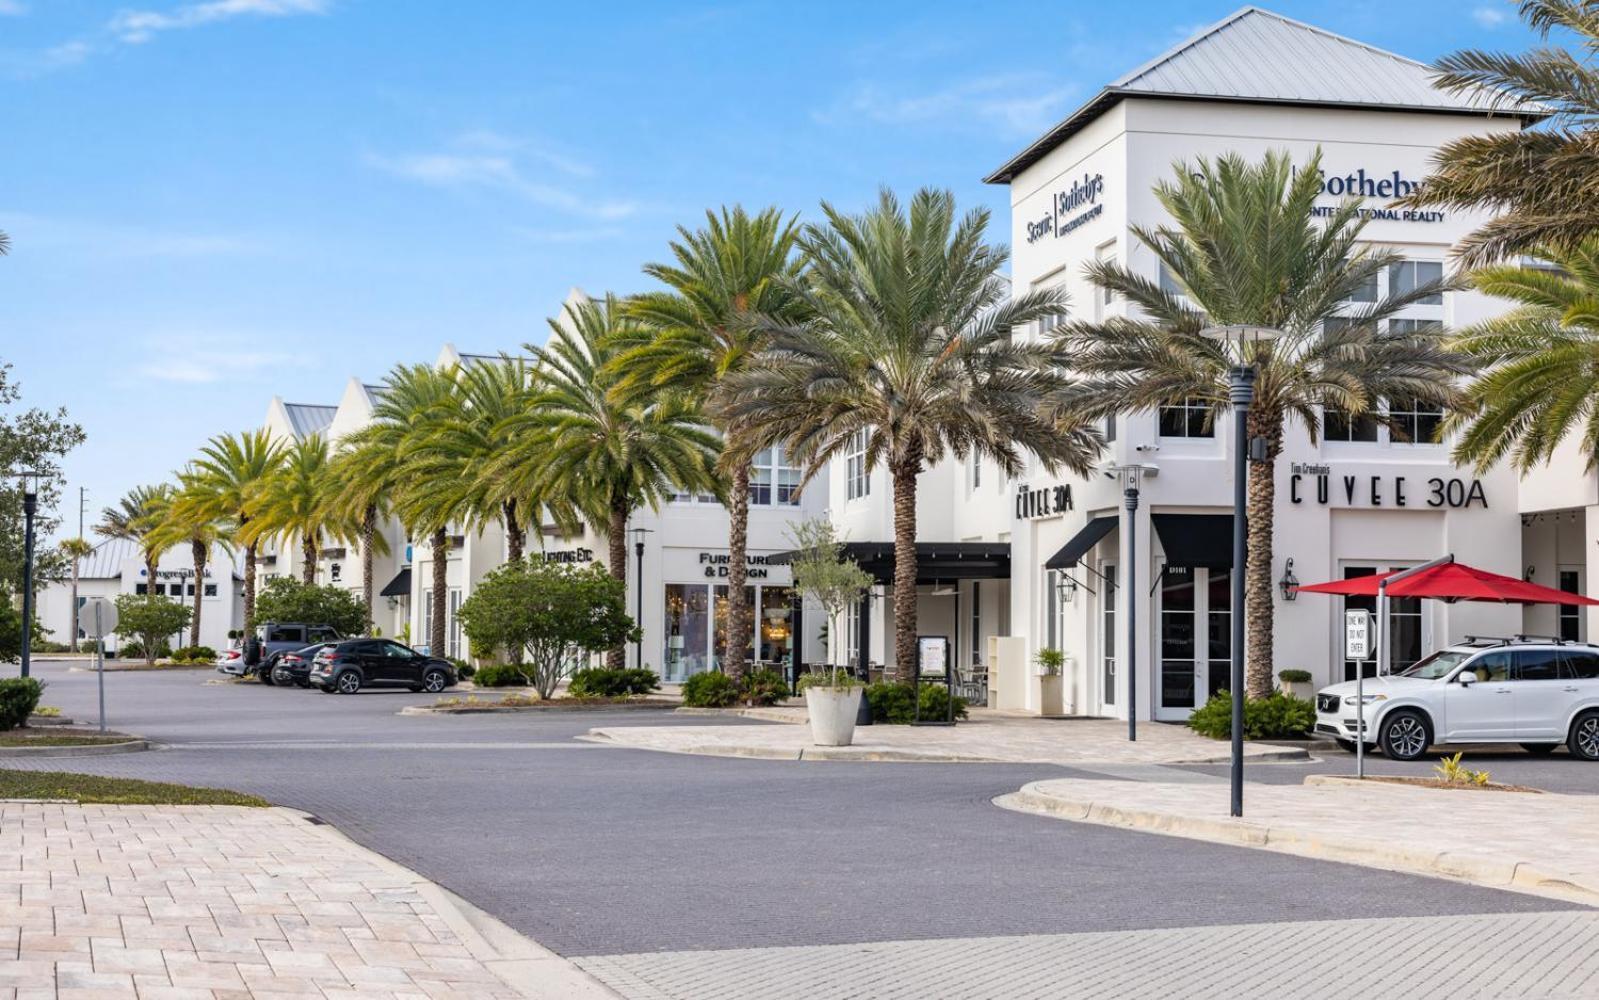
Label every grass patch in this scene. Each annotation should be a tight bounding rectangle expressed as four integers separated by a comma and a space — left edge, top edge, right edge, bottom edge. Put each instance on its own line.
0, 733, 132, 747
0, 769, 268, 806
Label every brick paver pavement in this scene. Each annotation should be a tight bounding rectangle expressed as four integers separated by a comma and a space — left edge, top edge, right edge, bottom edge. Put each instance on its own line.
576, 910, 1599, 999
585, 715, 1306, 765
0, 802, 534, 999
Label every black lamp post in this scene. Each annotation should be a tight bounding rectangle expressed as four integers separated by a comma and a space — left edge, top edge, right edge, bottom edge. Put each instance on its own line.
1104, 462, 1158, 742
14, 471, 42, 680
630, 526, 652, 670
1201, 324, 1282, 819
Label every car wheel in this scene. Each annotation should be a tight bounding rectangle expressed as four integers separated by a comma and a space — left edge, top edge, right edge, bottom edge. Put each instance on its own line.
422, 669, 448, 694
335, 670, 362, 695
295, 679, 312, 689
1567, 711, 1599, 761
271, 666, 292, 686
1378, 710, 1431, 761
319, 686, 336, 694
258, 661, 276, 685
1520, 742, 1560, 756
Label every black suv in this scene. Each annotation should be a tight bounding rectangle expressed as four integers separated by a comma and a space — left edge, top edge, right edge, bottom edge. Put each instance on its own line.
309, 639, 457, 695
223, 622, 343, 684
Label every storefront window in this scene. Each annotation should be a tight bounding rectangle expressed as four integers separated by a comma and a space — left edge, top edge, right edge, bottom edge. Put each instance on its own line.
1160, 566, 1197, 708
1206, 570, 1231, 700
714, 585, 756, 668
758, 586, 794, 665
664, 584, 711, 681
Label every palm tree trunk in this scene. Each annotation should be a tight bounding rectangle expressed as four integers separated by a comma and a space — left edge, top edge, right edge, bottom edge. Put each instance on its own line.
190, 539, 206, 647
430, 527, 448, 657
69, 560, 80, 653
301, 535, 317, 585
503, 499, 524, 562
242, 514, 257, 625
145, 554, 159, 663
1244, 409, 1284, 700
607, 500, 629, 670
361, 504, 376, 630
890, 451, 921, 683
724, 462, 751, 682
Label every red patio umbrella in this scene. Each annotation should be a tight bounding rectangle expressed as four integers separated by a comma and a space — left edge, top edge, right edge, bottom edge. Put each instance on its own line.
1296, 560, 1599, 606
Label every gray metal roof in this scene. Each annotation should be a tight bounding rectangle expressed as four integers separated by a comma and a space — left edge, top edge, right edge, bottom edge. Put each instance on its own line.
282, 402, 337, 439
985, 6, 1544, 184
78, 537, 136, 579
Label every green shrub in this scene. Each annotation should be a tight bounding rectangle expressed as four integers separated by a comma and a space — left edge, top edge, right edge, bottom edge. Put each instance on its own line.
1277, 668, 1312, 684
120, 639, 172, 661
31, 640, 68, 653
681, 671, 739, 708
0, 678, 45, 731
473, 663, 531, 688
454, 662, 476, 679
864, 682, 968, 724
170, 646, 217, 663
740, 668, 790, 706
798, 669, 859, 691
569, 667, 659, 698
1188, 690, 1315, 740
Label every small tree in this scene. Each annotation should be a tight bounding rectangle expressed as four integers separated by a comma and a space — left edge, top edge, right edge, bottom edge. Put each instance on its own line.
112, 594, 192, 665
456, 559, 639, 699
247, 577, 370, 636
786, 519, 871, 687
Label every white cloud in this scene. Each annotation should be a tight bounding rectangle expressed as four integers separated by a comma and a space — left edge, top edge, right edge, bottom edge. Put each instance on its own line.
0, 212, 272, 259
0, 2, 28, 16
818, 74, 1076, 138
366, 135, 635, 220
110, 0, 329, 44
133, 338, 309, 384
1472, 4, 1508, 27
510, 225, 626, 244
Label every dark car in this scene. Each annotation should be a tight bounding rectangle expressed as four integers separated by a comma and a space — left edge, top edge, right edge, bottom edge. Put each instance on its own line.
220, 622, 343, 684
269, 642, 337, 688
309, 639, 457, 695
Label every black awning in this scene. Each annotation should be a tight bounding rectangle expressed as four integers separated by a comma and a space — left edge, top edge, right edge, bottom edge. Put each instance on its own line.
1151, 514, 1234, 569
767, 542, 1011, 586
379, 568, 412, 598
1044, 516, 1117, 569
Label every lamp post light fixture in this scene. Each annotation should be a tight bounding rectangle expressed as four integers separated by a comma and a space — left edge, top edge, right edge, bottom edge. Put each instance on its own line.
629, 527, 653, 670
10, 470, 44, 680
1102, 461, 1158, 742
1199, 323, 1284, 818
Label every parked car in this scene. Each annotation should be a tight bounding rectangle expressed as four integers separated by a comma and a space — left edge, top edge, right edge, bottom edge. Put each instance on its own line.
269, 642, 337, 688
215, 622, 343, 683
308, 639, 457, 695
1313, 636, 1599, 761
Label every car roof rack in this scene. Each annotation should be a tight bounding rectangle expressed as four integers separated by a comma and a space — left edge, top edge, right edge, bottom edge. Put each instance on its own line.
1513, 633, 1579, 645
1461, 635, 1513, 647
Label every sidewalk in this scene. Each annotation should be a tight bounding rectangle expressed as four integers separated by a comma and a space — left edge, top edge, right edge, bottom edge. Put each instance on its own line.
999, 775, 1599, 905
0, 802, 616, 999
585, 713, 1309, 765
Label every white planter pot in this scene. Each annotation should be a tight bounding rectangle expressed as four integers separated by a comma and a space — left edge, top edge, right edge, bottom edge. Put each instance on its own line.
1037, 674, 1065, 716
805, 687, 861, 747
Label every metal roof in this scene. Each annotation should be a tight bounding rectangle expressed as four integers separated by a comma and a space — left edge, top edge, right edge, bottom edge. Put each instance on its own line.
282, 402, 337, 439
985, 6, 1544, 184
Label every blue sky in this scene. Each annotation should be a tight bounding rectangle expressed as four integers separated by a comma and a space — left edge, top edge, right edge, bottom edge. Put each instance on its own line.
0, 0, 1537, 538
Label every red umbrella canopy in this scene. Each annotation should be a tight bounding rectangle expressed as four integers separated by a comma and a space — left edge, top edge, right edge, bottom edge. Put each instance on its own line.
1296, 561, 1599, 606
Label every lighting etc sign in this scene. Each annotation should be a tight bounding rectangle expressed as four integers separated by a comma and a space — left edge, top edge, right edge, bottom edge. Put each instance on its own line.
1288, 463, 1486, 509
1298, 167, 1445, 224
1025, 173, 1106, 244
1016, 483, 1075, 519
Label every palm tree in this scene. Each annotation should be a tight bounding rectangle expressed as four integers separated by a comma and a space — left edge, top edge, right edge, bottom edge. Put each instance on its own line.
611, 206, 806, 680
146, 483, 229, 647
1445, 238, 1599, 471
496, 295, 721, 669
252, 433, 341, 585
58, 537, 94, 652
174, 430, 283, 624
726, 188, 1102, 682
96, 484, 174, 603
1062, 149, 1471, 697
345, 364, 461, 655
324, 439, 395, 628
1398, 1, 1593, 266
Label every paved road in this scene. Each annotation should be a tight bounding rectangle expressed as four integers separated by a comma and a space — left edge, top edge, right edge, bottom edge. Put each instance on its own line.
9, 658, 1590, 996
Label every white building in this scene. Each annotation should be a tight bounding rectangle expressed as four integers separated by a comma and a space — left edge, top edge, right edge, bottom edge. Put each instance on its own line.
820, 7, 1575, 721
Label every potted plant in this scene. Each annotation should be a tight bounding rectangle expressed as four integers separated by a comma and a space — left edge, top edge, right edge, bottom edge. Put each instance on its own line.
1278, 668, 1312, 699
1035, 647, 1065, 716
788, 519, 872, 747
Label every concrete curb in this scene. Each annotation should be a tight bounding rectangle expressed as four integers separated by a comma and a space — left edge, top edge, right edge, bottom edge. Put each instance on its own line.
0, 739, 149, 759
673, 706, 807, 724
582, 729, 1309, 765
400, 701, 677, 717
994, 781, 1599, 907
283, 807, 621, 999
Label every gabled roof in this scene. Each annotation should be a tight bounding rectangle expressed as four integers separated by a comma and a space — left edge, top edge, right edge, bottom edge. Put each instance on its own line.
984, 6, 1544, 184
282, 402, 337, 439
78, 537, 137, 579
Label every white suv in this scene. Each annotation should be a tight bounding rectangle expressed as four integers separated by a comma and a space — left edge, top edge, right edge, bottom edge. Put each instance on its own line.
1313, 637, 1599, 762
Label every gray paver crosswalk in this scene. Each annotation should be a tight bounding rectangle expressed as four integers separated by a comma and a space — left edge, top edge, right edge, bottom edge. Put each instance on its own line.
576, 910, 1599, 1000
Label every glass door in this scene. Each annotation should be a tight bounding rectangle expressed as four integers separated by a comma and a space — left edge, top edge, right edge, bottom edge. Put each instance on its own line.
1156, 565, 1230, 720
1341, 565, 1424, 678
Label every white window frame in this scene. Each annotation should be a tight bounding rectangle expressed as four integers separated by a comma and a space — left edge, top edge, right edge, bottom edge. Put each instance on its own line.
845, 429, 870, 501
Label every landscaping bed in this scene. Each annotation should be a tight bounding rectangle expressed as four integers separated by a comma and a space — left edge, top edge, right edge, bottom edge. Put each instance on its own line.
0, 731, 135, 748
69, 660, 216, 672
0, 769, 266, 805
1309, 774, 1543, 794
409, 693, 679, 715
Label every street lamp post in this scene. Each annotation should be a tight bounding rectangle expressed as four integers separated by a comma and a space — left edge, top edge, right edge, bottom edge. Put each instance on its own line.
1200, 325, 1282, 819
1103, 462, 1158, 742
12, 471, 42, 680
630, 527, 653, 670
